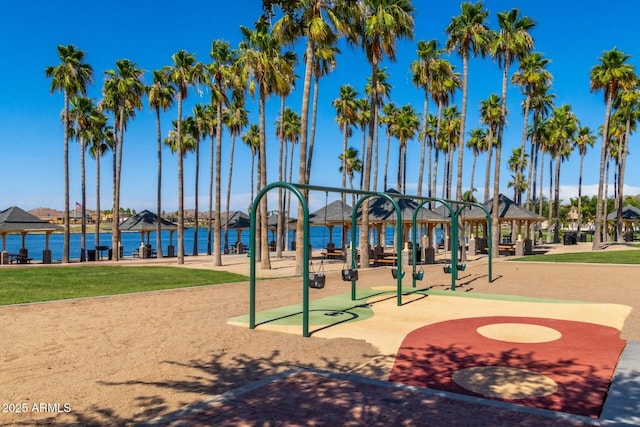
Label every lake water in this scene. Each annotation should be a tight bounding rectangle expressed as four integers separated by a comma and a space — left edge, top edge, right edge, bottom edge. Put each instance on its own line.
1, 226, 440, 262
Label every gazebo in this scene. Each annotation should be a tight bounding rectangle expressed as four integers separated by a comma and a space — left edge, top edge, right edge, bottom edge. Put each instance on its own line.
222, 210, 251, 253
0, 206, 63, 264
464, 194, 544, 255
118, 210, 178, 258
309, 199, 353, 249
607, 205, 640, 241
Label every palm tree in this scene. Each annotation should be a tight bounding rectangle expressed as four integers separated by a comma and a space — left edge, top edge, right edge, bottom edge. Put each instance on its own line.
45, 45, 94, 263
441, 105, 461, 199
573, 125, 596, 234
548, 104, 577, 243
101, 59, 145, 261
88, 113, 112, 253
355, 97, 370, 190
208, 39, 240, 263
167, 50, 203, 264
147, 68, 176, 258
506, 147, 528, 202
333, 84, 359, 201
338, 146, 363, 206
380, 102, 399, 191
490, 8, 535, 256
479, 93, 502, 202
242, 124, 260, 209
466, 127, 486, 200
365, 67, 393, 191
445, 1, 491, 201
410, 39, 442, 196
203, 104, 218, 255
345, 0, 414, 266
612, 80, 639, 242
271, 0, 342, 274
424, 113, 438, 201
190, 104, 207, 256
69, 96, 96, 262
590, 48, 636, 249
224, 93, 249, 254
512, 51, 552, 204
526, 82, 555, 211
391, 104, 420, 193
239, 19, 293, 269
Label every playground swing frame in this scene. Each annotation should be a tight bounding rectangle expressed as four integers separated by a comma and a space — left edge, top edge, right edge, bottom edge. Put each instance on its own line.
248, 182, 493, 337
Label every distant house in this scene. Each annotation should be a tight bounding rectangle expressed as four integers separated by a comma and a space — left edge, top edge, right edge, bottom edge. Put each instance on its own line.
29, 207, 65, 224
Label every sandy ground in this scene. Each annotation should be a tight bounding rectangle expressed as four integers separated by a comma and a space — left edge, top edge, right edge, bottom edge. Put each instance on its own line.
1, 241, 639, 425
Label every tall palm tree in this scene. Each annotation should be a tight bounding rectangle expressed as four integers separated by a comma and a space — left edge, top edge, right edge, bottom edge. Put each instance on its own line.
271, 0, 342, 274
612, 80, 639, 242
490, 8, 535, 256
512, 51, 552, 204
479, 93, 502, 202
203, 104, 218, 255
69, 96, 96, 262
333, 84, 358, 202
391, 104, 420, 193
445, 1, 491, 201
410, 39, 442, 196
88, 112, 112, 252
101, 59, 145, 261
343, 0, 414, 267
424, 113, 438, 201
167, 50, 203, 264
506, 147, 528, 202
355, 97, 370, 190
441, 105, 461, 200
45, 45, 94, 263
573, 125, 596, 234
147, 68, 176, 258
590, 48, 636, 249
224, 93, 249, 253
239, 19, 294, 269
526, 82, 555, 210
208, 39, 240, 263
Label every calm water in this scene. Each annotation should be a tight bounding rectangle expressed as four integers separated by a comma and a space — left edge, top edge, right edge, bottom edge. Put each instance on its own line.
1, 226, 430, 262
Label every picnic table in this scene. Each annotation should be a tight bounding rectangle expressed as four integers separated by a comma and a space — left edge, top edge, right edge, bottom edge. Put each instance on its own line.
7, 253, 32, 264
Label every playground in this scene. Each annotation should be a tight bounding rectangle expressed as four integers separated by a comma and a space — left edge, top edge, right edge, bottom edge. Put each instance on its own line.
1, 251, 640, 425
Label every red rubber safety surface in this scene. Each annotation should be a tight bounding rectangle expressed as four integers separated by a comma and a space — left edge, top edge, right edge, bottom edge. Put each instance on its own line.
389, 316, 626, 418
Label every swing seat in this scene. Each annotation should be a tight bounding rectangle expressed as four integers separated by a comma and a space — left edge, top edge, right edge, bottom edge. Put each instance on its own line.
443, 265, 452, 274
412, 269, 424, 280
341, 269, 358, 282
391, 268, 405, 279
309, 273, 325, 289
457, 263, 466, 271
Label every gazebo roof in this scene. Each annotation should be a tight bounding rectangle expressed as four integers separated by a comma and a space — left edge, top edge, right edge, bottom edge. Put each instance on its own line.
361, 189, 445, 222
607, 205, 640, 221
118, 210, 177, 232
309, 200, 353, 224
223, 210, 251, 229
0, 206, 63, 233
461, 194, 544, 221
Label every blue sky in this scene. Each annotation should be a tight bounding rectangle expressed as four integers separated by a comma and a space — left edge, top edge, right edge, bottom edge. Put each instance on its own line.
1, 1, 639, 213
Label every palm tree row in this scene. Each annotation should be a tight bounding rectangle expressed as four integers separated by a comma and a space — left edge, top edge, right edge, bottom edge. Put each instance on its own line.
46, 1, 639, 269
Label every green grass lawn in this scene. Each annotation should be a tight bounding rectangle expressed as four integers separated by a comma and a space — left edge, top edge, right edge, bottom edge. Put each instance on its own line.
0, 266, 247, 306
512, 249, 640, 264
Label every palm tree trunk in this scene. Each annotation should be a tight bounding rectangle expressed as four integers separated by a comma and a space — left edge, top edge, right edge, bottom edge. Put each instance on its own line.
593, 94, 614, 249
177, 93, 185, 264
341, 126, 349, 203
155, 107, 163, 258
277, 97, 285, 258
192, 139, 200, 256
80, 138, 86, 262
538, 150, 545, 217
417, 96, 428, 197
616, 120, 630, 243
546, 157, 553, 244
207, 131, 214, 255
63, 93, 70, 264
553, 153, 561, 243
383, 129, 391, 191
111, 121, 119, 261
95, 145, 101, 251
306, 76, 320, 183
455, 53, 469, 201
484, 128, 494, 203
492, 60, 509, 258
214, 103, 223, 266
259, 92, 271, 270
518, 96, 531, 205
577, 154, 584, 234
224, 133, 236, 256
294, 39, 314, 275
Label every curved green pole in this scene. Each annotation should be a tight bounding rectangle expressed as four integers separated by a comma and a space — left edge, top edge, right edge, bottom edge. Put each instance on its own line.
409, 198, 455, 289
249, 182, 310, 337
351, 193, 403, 305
